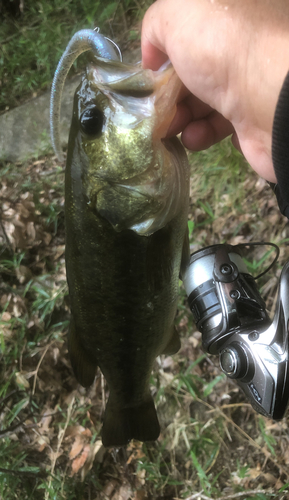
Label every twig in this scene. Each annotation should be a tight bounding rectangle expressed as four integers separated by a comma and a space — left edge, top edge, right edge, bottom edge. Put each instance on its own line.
1, 20, 41, 45
193, 397, 289, 477
120, 2, 128, 33
182, 493, 211, 500
184, 489, 275, 500
0, 389, 26, 409
0, 413, 33, 438
101, 373, 106, 414
39, 168, 64, 176
32, 343, 52, 395
220, 403, 252, 410
110, 0, 122, 35
0, 211, 14, 254
215, 406, 289, 477
133, 0, 142, 11
218, 491, 275, 500
45, 396, 75, 500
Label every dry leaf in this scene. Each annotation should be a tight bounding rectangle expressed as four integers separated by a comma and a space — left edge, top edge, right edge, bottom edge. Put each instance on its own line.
42, 232, 52, 245
126, 442, 146, 465
26, 221, 36, 242
81, 441, 104, 480
188, 335, 199, 348
0, 294, 11, 307
160, 356, 175, 370
65, 425, 86, 438
247, 467, 261, 480
39, 411, 54, 433
135, 468, 146, 486
111, 483, 133, 500
69, 435, 84, 460
15, 372, 30, 389
53, 245, 65, 260
102, 480, 118, 497
16, 265, 33, 283
132, 491, 147, 500
71, 451, 89, 476
1, 311, 11, 321
262, 472, 278, 485
37, 435, 50, 452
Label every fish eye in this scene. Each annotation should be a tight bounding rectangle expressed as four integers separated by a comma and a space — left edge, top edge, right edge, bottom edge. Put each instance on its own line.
80, 106, 104, 137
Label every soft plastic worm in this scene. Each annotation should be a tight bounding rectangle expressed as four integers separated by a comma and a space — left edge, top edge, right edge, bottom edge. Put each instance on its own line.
50, 29, 120, 161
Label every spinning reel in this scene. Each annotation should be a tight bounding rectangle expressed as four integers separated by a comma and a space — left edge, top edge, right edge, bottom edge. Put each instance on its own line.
182, 243, 289, 420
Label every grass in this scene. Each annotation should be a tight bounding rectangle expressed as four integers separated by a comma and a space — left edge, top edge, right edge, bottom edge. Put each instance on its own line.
1, 1, 289, 499
0, 0, 149, 113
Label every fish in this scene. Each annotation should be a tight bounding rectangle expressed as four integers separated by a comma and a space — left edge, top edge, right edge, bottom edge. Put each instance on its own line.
50, 29, 190, 447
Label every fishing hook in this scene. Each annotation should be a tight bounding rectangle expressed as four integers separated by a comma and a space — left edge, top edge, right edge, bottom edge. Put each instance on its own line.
94, 26, 123, 62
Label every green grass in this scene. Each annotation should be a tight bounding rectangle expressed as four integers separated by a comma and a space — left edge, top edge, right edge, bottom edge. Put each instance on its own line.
0, 0, 150, 112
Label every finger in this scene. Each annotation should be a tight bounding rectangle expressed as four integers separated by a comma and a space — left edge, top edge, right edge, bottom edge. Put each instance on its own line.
167, 95, 213, 137
141, 39, 168, 70
141, 3, 168, 70
181, 111, 234, 151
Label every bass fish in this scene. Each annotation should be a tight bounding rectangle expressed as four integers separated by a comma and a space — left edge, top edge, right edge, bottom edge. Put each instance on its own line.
50, 29, 190, 447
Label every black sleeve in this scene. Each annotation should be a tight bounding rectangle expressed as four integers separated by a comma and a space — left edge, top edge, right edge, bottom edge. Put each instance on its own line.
271, 71, 289, 219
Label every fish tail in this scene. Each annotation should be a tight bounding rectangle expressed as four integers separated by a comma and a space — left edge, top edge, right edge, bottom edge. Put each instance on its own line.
102, 394, 160, 447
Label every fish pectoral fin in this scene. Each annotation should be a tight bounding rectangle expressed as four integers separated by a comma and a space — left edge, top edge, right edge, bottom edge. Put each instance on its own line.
162, 326, 181, 355
68, 318, 96, 387
102, 395, 160, 447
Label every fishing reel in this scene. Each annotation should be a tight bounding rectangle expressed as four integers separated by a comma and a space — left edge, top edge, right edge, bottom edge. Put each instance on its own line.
182, 243, 289, 420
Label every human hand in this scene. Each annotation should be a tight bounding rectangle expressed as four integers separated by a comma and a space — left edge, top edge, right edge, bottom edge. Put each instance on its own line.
142, 0, 289, 182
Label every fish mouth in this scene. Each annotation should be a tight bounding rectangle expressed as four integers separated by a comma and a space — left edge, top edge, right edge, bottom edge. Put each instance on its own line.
88, 177, 156, 203
93, 181, 159, 234
114, 176, 162, 198
88, 163, 163, 201
113, 183, 153, 197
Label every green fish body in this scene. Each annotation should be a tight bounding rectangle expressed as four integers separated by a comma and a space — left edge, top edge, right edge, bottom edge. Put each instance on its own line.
50, 32, 190, 446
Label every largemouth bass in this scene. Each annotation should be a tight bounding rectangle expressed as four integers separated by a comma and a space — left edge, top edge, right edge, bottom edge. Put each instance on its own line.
50, 30, 190, 447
